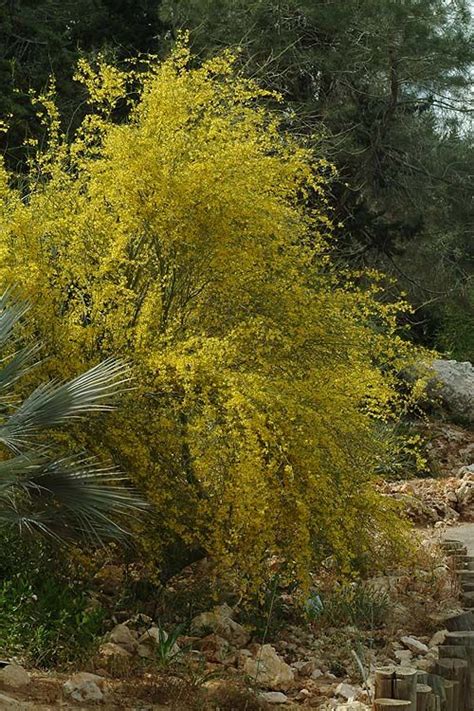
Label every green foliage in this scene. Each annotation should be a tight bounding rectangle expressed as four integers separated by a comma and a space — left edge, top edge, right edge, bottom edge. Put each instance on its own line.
153, 623, 187, 668
306, 583, 390, 630
0, 539, 105, 666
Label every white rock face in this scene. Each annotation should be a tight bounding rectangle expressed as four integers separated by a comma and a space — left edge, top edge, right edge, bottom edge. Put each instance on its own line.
0, 665, 30, 689
243, 644, 295, 690
428, 360, 474, 423
191, 603, 250, 648
400, 636, 429, 655
260, 691, 289, 704
63, 671, 105, 702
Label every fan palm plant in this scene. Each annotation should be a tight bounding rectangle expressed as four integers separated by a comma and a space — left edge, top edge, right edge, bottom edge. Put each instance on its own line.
0, 291, 147, 542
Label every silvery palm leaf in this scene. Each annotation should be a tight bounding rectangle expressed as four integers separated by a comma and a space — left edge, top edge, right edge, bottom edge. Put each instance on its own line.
0, 292, 147, 542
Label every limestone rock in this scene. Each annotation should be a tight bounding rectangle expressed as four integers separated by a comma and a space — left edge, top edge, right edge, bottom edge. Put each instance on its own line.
63, 672, 105, 703
297, 688, 311, 700
98, 641, 132, 660
191, 603, 250, 648
400, 635, 429, 655
0, 665, 30, 689
195, 634, 230, 663
0, 693, 22, 709
337, 703, 371, 711
427, 359, 474, 423
109, 622, 138, 653
260, 691, 289, 704
395, 649, 413, 666
335, 683, 360, 701
243, 644, 294, 690
429, 629, 447, 647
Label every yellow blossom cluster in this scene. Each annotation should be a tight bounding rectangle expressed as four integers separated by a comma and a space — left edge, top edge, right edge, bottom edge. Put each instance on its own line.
0, 43, 422, 592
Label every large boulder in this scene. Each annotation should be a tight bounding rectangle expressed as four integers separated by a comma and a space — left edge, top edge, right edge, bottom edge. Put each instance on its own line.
427, 360, 474, 424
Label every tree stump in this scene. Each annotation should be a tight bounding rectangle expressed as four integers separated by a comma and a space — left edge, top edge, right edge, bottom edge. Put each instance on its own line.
375, 700, 412, 711
435, 658, 469, 711
375, 667, 418, 711
439, 645, 468, 660
442, 610, 474, 632
416, 684, 432, 711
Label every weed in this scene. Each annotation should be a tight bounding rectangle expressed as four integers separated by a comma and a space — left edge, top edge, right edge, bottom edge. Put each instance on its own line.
307, 582, 390, 629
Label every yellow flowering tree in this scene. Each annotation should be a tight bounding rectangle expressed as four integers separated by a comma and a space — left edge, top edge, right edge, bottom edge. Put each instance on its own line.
0, 44, 420, 592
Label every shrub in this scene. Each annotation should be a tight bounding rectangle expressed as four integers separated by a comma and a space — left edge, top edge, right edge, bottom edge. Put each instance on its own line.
0, 41, 423, 592
307, 582, 390, 630
0, 539, 105, 666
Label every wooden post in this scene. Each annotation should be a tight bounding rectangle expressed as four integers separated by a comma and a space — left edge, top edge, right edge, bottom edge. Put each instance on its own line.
375, 667, 418, 711
439, 645, 468, 661
461, 592, 474, 609
375, 700, 412, 711
444, 631, 474, 693
443, 680, 457, 711
417, 684, 432, 711
434, 658, 469, 711
442, 610, 474, 632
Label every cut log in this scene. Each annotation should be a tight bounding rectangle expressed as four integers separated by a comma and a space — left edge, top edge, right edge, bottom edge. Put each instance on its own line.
375, 667, 418, 711
443, 680, 457, 711
441, 542, 468, 556
416, 684, 432, 711
439, 645, 468, 660
461, 592, 474, 609
434, 658, 469, 711
375, 700, 412, 711
442, 610, 474, 631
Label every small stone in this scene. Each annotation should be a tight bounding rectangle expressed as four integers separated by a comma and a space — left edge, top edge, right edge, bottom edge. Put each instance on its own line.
395, 649, 413, 666
63, 672, 105, 702
337, 703, 371, 711
292, 659, 319, 676
0, 665, 30, 689
429, 629, 447, 647
0, 693, 21, 708
98, 642, 132, 660
335, 683, 359, 701
416, 658, 435, 672
243, 644, 294, 690
109, 623, 138, 653
195, 633, 230, 663
260, 691, 288, 704
191, 603, 250, 648
297, 688, 311, 700
400, 635, 429, 655
311, 668, 324, 679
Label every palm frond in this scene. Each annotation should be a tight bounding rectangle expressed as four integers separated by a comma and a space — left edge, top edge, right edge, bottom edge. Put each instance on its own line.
0, 358, 132, 450
0, 290, 30, 350
0, 452, 148, 544
0, 292, 149, 544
